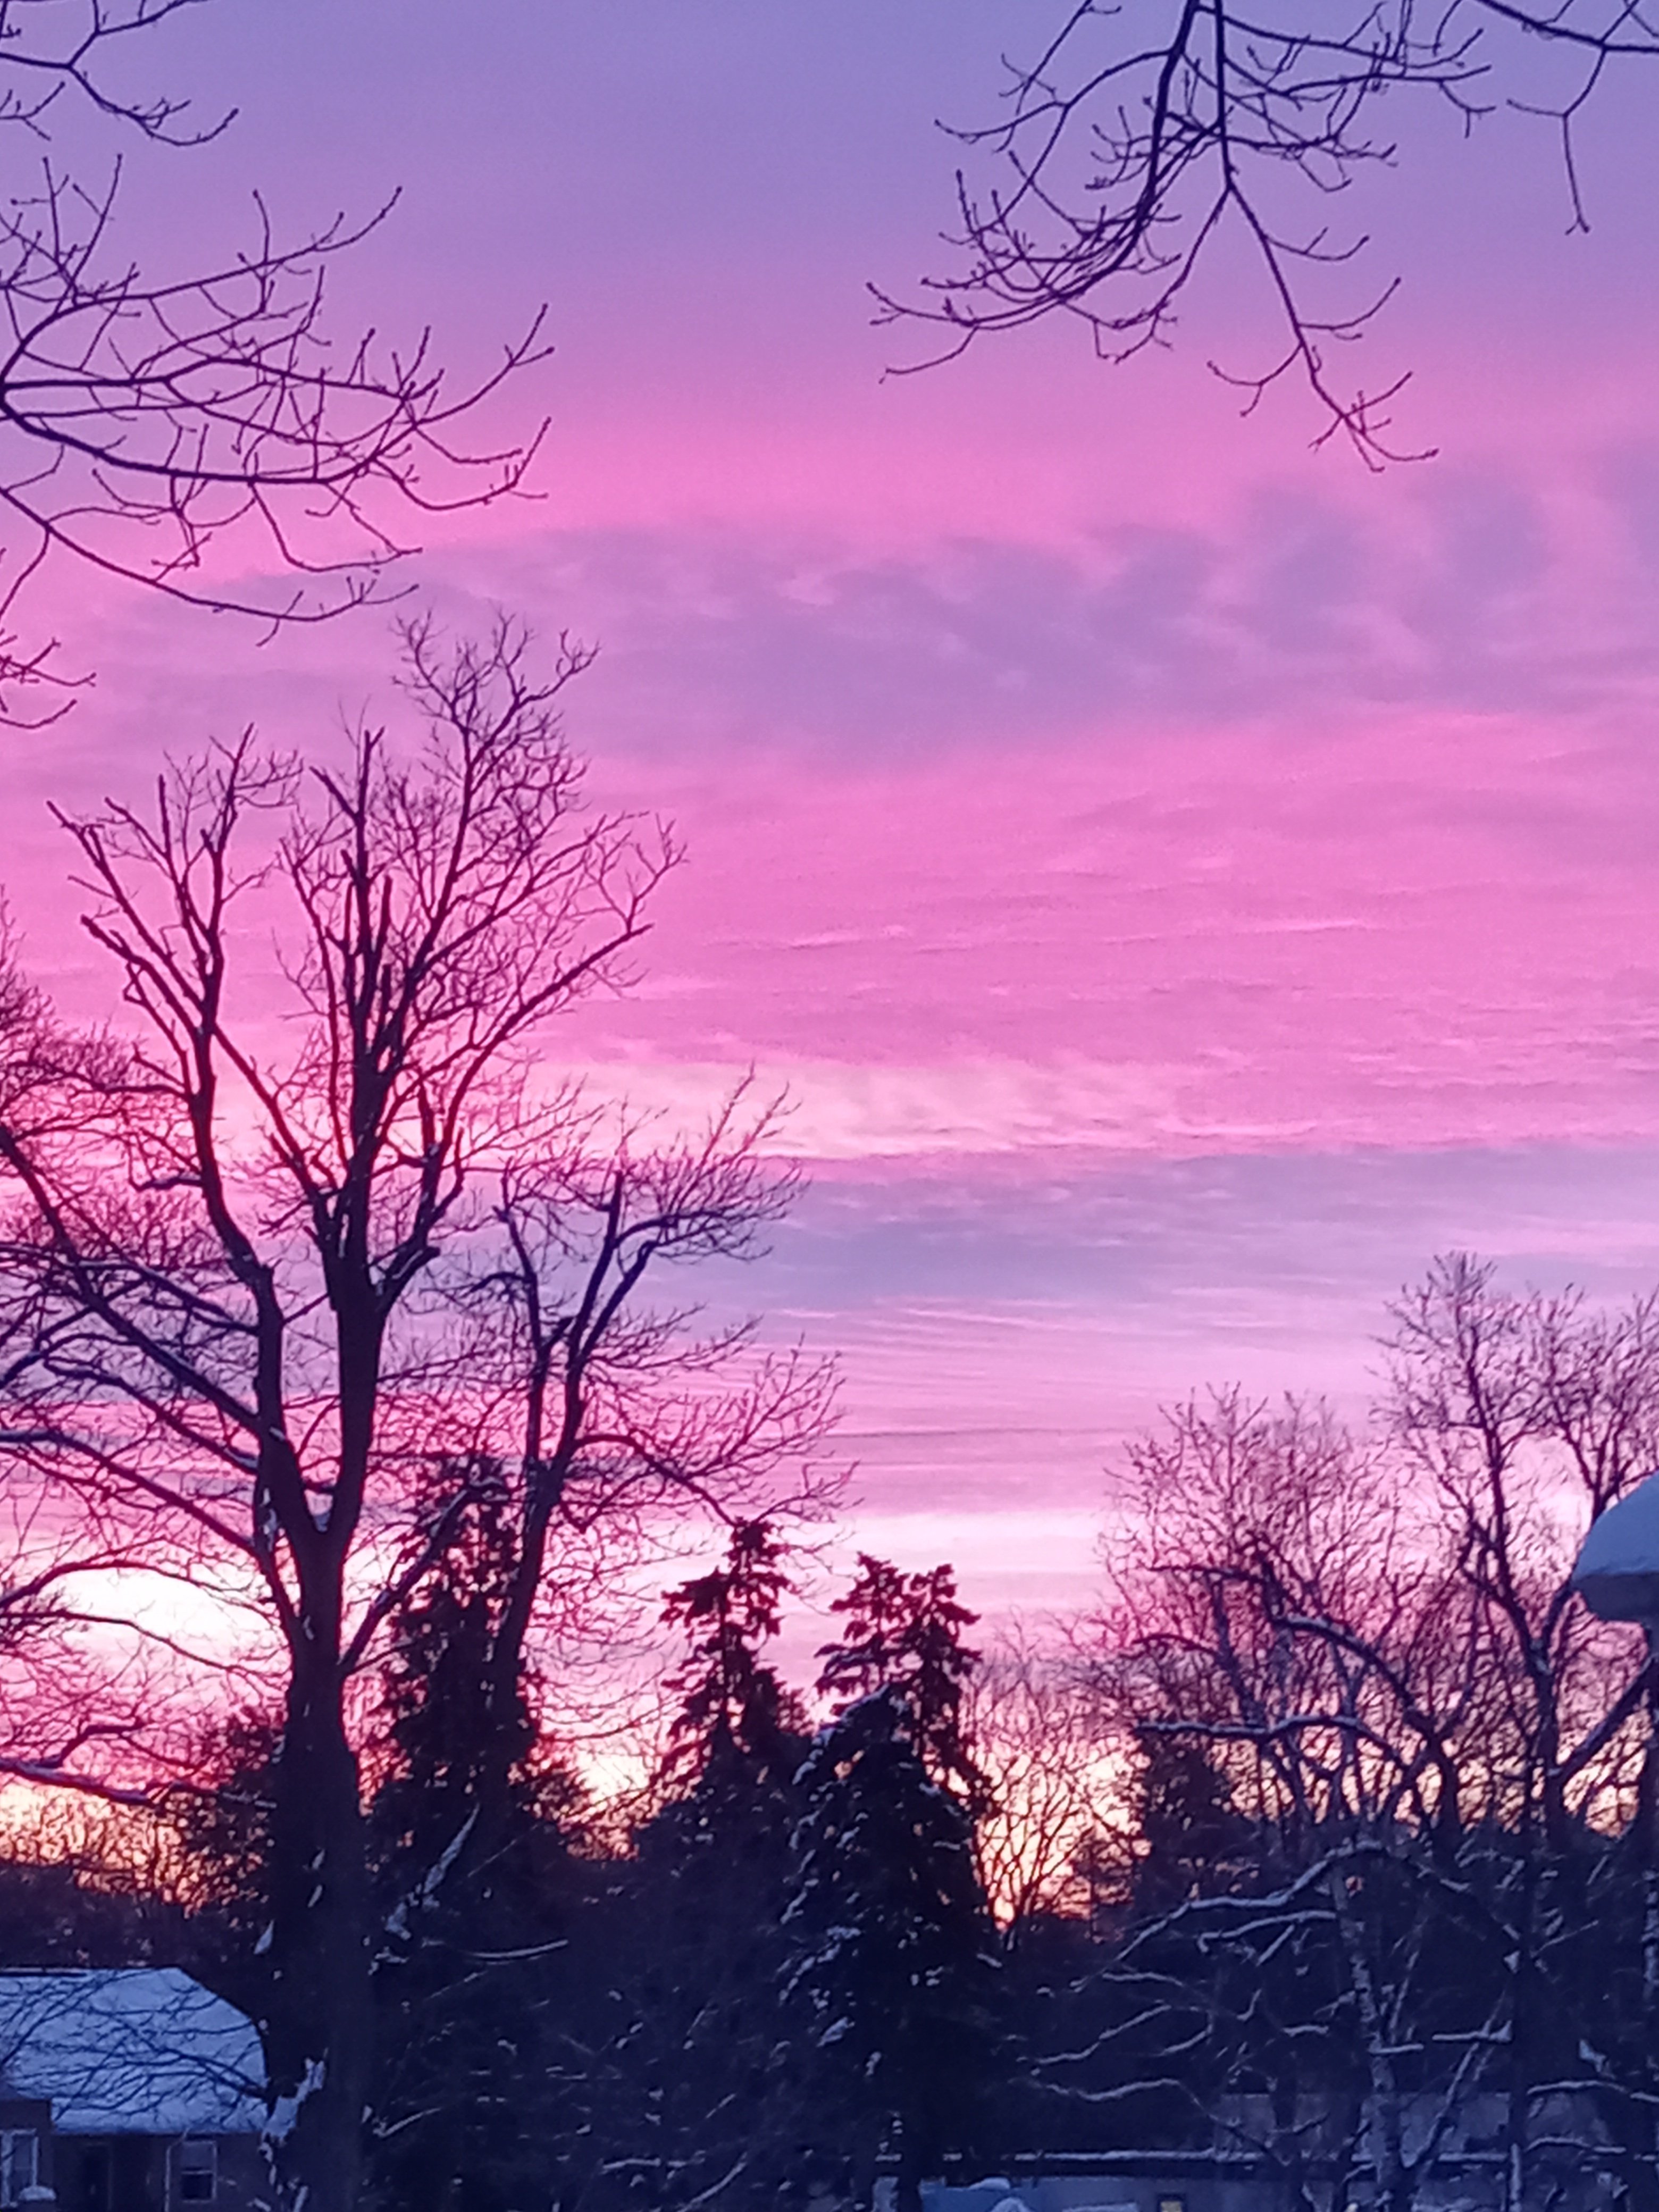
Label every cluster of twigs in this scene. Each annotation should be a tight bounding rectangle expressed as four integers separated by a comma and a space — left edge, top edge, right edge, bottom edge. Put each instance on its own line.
0, 0, 549, 713
885, 1, 1659, 464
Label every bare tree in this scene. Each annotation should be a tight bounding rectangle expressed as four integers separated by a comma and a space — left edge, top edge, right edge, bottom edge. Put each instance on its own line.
1046, 1267, 1659, 2212
0, 2, 549, 713
454, 1099, 836, 1838
1069, 1384, 1569, 2212
0, 617, 835, 2212
1383, 1254, 1659, 2212
1382, 1255, 1648, 1850
967, 1627, 1123, 1927
885, 2, 1659, 464
0, 911, 212, 1807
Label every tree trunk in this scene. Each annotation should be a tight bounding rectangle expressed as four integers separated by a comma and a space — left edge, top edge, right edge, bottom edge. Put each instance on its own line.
1505, 1841, 1537, 2212
262, 1646, 374, 2212
1329, 1864, 1418, 2212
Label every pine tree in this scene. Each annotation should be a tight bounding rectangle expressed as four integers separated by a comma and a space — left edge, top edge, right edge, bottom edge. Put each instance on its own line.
785, 1683, 1006, 2212
1131, 1733, 1251, 1914
163, 1709, 286, 2027
374, 1457, 537, 1882
368, 1457, 588, 2212
661, 1518, 808, 1788
817, 1555, 988, 1806
588, 1522, 814, 2212
784, 1556, 1007, 2212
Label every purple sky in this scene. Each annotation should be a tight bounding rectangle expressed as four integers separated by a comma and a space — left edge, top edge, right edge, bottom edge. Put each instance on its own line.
10, 2, 1659, 1621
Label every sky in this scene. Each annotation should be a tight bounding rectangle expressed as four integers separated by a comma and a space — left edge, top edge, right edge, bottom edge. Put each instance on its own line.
8, 2, 1659, 1626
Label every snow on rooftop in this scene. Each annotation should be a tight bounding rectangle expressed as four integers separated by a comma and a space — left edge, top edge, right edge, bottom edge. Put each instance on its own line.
0, 1969, 263, 2135
1573, 1469, 1659, 1621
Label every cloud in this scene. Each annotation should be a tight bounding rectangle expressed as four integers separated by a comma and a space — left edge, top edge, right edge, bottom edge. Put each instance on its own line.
371, 457, 1646, 764
39, 435, 1659, 783
683, 1142, 1659, 1583
19, 441, 1659, 1176
554, 1054, 1188, 1159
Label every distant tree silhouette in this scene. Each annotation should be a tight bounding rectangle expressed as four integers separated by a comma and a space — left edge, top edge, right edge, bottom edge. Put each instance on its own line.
572, 1523, 814, 2212
781, 1555, 1006, 2212
662, 1518, 810, 1787
1130, 1733, 1249, 1915
167, 1710, 281, 2016
818, 1554, 988, 1807
369, 1457, 588, 2212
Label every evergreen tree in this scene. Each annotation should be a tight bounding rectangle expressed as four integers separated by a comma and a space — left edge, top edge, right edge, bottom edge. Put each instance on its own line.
373, 1457, 537, 1884
581, 1522, 814, 2212
784, 1556, 1007, 2212
784, 1682, 1006, 2212
817, 1555, 987, 1806
167, 1710, 282, 2017
0, 1855, 186, 1971
661, 1518, 808, 1787
1130, 1733, 1251, 1914
367, 1457, 588, 2212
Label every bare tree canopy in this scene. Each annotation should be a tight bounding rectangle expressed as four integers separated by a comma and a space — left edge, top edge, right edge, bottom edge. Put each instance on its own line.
1039, 1260, 1659, 2212
0, 2, 549, 709
0, 618, 836, 2212
886, 1, 1659, 463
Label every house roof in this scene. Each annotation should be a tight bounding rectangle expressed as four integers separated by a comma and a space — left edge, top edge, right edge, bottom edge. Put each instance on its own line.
0, 1970, 263, 2135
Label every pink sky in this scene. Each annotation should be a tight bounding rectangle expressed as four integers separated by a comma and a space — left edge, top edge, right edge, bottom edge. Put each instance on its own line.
7, 0, 1659, 1623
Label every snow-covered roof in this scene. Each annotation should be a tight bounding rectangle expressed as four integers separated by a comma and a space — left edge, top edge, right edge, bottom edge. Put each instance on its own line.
0, 1969, 263, 2135
1573, 1471, 1659, 1621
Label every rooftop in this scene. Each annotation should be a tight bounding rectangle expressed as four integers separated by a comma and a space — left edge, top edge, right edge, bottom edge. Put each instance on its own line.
0, 1969, 263, 2136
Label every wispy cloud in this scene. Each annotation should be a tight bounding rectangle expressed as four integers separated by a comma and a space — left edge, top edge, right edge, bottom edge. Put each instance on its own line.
426, 465, 1659, 757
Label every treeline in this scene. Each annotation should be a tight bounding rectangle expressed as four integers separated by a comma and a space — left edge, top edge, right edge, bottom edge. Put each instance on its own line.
11, 1254, 1659, 2212
1022, 1251, 1659, 2212
5, 1539, 1006, 2212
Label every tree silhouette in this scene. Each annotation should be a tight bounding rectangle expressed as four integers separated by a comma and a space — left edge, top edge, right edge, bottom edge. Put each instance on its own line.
785, 1682, 1006, 2212
817, 1553, 987, 1807
0, 2, 549, 714
887, 1, 1659, 464
0, 618, 834, 2212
